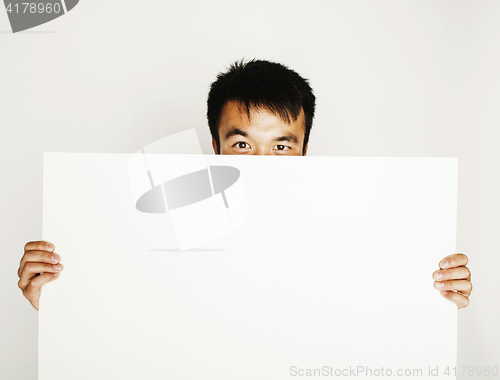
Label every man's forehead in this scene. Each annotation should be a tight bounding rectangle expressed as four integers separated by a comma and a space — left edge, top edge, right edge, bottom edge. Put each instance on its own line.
222, 100, 304, 122
220, 101, 306, 131
223, 126, 300, 143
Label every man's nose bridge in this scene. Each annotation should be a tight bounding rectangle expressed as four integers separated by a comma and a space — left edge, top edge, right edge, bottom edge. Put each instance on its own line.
254, 145, 272, 155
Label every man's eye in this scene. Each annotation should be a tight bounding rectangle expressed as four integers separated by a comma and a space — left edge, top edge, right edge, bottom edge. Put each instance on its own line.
234, 142, 250, 149
274, 145, 290, 151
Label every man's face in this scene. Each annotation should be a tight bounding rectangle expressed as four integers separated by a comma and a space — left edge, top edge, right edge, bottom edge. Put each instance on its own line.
212, 100, 308, 156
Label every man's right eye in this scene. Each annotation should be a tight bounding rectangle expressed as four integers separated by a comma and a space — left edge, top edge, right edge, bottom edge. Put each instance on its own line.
234, 142, 250, 149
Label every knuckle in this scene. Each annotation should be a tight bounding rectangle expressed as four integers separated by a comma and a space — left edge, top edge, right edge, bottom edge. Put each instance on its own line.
441, 269, 449, 280
30, 275, 41, 287
24, 241, 32, 252
27, 277, 41, 292
462, 296, 470, 308
25, 241, 50, 252
20, 253, 30, 265
460, 253, 469, 265
434, 269, 447, 281
460, 280, 471, 292
464, 267, 471, 278
24, 262, 35, 271
22, 284, 32, 297
458, 280, 467, 291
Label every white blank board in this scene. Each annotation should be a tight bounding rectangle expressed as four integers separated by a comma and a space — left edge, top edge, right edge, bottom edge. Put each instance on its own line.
41, 154, 457, 379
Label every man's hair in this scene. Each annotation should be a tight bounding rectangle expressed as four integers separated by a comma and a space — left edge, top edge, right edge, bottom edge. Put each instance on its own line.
207, 59, 316, 154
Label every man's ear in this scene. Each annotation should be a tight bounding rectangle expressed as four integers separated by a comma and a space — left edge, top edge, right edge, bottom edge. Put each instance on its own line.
212, 137, 219, 155
303, 142, 309, 156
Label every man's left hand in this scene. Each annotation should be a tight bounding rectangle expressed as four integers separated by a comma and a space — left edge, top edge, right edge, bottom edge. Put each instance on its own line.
433, 253, 472, 309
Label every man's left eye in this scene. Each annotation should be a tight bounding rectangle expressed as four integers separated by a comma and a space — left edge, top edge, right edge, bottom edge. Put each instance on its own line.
274, 145, 290, 151
233, 142, 250, 149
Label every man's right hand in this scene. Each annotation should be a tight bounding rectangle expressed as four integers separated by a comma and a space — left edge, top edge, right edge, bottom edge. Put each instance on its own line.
18, 241, 63, 310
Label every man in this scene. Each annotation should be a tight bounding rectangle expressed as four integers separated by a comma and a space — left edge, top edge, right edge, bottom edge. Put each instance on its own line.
18, 59, 472, 310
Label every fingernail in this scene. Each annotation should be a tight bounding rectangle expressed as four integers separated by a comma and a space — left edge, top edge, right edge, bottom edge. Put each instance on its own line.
435, 282, 444, 289
46, 243, 55, 252
434, 272, 443, 280
51, 254, 60, 263
441, 260, 449, 268
440, 290, 448, 296
53, 264, 62, 270
54, 273, 60, 278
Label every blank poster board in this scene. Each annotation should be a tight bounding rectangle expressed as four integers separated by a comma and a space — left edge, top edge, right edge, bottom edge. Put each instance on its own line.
40, 154, 457, 380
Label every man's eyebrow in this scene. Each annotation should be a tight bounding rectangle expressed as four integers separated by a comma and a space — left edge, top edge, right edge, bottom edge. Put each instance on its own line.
274, 134, 299, 144
224, 128, 248, 140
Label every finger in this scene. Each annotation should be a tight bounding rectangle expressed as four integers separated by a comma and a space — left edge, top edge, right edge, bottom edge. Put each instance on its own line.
433, 266, 471, 281
434, 279, 472, 294
18, 262, 63, 290
23, 272, 60, 311
18, 250, 61, 278
440, 253, 468, 269
24, 241, 55, 253
439, 290, 470, 309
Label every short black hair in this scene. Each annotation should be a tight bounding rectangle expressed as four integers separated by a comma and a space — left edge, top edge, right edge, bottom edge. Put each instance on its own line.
207, 59, 316, 154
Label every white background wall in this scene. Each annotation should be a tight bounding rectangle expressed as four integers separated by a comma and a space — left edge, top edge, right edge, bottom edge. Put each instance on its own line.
0, 1, 498, 378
